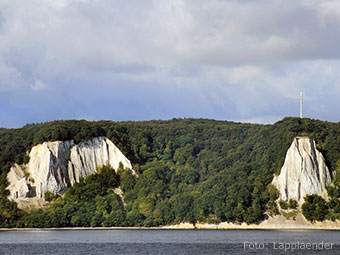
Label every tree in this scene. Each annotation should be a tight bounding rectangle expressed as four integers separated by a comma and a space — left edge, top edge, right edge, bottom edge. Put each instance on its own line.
302, 194, 328, 222
288, 199, 297, 209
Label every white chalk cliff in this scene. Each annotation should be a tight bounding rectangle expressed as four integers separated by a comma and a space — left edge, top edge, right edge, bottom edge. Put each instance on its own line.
272, 136, 332, 202
7, 137, 133, 200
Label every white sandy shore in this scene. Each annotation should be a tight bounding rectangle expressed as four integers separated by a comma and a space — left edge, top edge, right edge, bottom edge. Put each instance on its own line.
163, 214, 340, 230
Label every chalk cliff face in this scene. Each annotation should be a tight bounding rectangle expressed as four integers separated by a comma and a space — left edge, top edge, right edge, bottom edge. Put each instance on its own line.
272, 136, 332, 202
7, 137, 132, 200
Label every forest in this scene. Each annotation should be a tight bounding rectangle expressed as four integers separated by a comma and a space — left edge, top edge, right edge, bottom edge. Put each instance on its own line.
0, 117, 340, 227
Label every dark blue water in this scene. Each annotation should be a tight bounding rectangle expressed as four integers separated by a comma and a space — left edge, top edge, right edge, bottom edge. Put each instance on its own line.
0, 229, 339, 254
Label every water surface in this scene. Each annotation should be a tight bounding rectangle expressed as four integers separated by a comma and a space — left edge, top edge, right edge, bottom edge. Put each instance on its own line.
0, 229, 338, 254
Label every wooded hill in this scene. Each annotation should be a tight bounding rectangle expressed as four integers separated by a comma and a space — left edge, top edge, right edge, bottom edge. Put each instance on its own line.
0, 117, 340, 227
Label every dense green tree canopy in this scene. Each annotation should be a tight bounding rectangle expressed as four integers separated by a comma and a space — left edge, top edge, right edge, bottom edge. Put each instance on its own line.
0, 117, 340, 227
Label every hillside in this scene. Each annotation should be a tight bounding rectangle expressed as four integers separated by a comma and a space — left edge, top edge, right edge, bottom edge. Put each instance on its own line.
0, 117, 340, 227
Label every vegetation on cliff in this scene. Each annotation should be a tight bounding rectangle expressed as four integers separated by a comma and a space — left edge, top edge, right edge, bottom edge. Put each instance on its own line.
0, 117, 340, 227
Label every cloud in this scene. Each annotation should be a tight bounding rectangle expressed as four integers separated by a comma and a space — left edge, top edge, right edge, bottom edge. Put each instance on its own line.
31, 79, 49, 91
0, 61, 23, 91
3, 0, 340, 73
0, 0, 340, 127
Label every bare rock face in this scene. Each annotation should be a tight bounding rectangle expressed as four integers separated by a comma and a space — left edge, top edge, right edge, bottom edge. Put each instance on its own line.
7, 137, 132, 200
7, 164, 30, 199
272, 136, 332, 202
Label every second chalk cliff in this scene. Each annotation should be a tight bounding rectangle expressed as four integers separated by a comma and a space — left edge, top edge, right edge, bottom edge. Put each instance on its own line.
272, 136, 332, 202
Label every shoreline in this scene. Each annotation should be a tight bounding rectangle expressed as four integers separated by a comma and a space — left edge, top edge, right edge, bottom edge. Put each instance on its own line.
1, 223, 340, 232
1, 213, 339, 231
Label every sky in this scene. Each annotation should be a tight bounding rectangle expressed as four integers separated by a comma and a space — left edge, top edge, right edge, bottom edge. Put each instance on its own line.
1, 0, 340, 127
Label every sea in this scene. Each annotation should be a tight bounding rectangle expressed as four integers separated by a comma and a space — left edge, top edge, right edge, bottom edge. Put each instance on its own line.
0, 229, 339, 255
